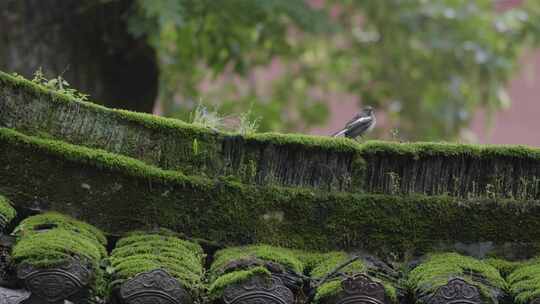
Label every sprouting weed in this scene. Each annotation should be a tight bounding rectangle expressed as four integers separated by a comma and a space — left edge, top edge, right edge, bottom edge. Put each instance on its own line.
31, 67, 90, 102
190, 103, 224, 130
237, 110, 260, 135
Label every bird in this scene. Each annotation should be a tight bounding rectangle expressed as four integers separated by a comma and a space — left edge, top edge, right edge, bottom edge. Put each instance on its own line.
332, 106, 376, 139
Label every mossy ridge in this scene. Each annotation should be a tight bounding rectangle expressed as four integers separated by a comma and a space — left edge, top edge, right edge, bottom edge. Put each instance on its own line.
407, 253, 506, 303
4, 128, 540, 254
308, 252, 397, 304
0, 70, 361, 152
0, 127, 209, 187
360, 140, 540, 160
11, 71, 540, 198
0, 71, 361, 192
0, 71, 211, 136
110, 230, 204, 293
5, 73, 540, 199
6, 70, 540, 159
507, 258, 540, 304
0, 194, 16, 226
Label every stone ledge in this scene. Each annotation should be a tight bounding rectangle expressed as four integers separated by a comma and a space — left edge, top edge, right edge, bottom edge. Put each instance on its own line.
3, 71, 540, 198
1, 128, 540, 254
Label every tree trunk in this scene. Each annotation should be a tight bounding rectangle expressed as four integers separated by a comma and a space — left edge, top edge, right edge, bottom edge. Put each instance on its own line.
0, 0, 158, 112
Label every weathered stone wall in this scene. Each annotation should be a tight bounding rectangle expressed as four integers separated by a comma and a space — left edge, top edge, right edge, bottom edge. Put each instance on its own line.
1, 128, 540, 257
3, 71, 540, 199
0, 72, 361, 192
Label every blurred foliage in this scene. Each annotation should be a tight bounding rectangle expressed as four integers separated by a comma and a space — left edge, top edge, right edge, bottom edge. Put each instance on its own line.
128, 0, 540, 140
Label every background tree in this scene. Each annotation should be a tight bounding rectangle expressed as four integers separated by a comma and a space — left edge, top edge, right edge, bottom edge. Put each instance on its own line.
2, 0, 540, 140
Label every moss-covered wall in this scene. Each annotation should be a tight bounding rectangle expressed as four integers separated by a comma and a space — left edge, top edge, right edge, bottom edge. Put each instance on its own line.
3, 71, 540, 198
1, 128, 540, 256
0, 71, 361, 192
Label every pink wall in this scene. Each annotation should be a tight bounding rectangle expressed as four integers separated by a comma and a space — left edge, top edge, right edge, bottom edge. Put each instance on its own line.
469, 51, 540, 146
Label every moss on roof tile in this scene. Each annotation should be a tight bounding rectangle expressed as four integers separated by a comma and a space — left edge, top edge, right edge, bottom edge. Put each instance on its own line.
308, 252, 366, 279
13, 212, 107, 245
0, 194, 16, 227
210, 245, 304, 275
308, 252, 396, 304
11, 212, 107, 295
208, 266, 272, 300
485, 258, 522, 278
508, 259, 540, 304
208, 245, 304, 300
109, 229, 204, 294
407, 253, 506, 303
12, 229, 104, 267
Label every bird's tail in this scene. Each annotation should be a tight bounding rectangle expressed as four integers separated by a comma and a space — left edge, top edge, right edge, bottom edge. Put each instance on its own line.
332, 128, 347, 137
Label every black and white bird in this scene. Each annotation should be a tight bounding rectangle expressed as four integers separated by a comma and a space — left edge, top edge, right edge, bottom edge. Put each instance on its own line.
332, 106, 376, 139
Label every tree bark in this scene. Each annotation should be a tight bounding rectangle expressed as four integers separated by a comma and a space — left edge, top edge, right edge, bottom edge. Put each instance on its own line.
0, 0, 158, 112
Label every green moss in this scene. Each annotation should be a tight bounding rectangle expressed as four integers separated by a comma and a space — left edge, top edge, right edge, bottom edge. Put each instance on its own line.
0, 127, 208, 187
211, 245, 304, 275
116, 230, 204, 255
485, 258, 522, 278
308, 252, 366, 279
7, 70, 540, 161
208, 266, 271, 300
8, 70, 540, 197
360, 140, 540, 160
0, 194, 16, 226
13, 212, 106, 245
0, 71, 360, 153
314, 280, 342, 302
313, 274, 397, 304
3, 127, 540, 254
11, 213, 107, 295
110, 230, 204, 293
308, 252, 396, 304
12, 229, 104, 267
507, 259, 540, 304
408, 253, 506, 302
208, 245, 305, 300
